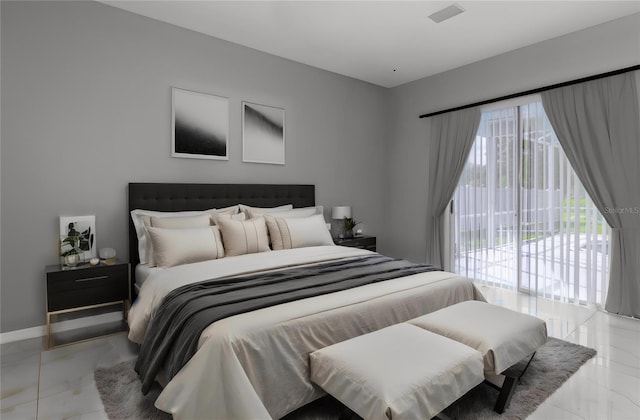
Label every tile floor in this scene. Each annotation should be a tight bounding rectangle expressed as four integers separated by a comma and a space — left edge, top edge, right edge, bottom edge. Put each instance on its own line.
1, 286, 639, 419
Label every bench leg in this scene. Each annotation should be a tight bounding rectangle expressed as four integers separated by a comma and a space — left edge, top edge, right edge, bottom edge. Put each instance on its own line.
493, 375, 517, 413
492, 351, 537, 413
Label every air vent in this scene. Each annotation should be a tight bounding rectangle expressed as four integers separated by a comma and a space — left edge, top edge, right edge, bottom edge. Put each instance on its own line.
428, 3, 465, 23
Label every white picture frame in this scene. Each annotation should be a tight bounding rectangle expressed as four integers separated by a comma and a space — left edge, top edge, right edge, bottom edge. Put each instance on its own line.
172, 87, 229, 160
59, 215, 96, 262
242, 101, 285, 165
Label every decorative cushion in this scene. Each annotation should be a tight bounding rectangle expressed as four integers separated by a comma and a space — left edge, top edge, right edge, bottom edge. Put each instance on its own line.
264, 214, 333, 250
146, 226, 224, 268
310, 323, 484, 419
216, 217, 270, 256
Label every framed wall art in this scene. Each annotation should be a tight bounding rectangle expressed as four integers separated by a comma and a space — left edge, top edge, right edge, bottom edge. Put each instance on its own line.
172, 87, 229, 160
242, 101, 285, 165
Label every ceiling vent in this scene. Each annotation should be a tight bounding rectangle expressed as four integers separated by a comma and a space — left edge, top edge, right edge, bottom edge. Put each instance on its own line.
428, 3, 466, 23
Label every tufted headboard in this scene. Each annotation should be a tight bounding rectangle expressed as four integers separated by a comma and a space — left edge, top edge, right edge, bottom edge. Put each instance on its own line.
128, 183, 315, 285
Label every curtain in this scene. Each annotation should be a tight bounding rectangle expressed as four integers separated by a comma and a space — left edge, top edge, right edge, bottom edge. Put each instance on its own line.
541, 71, 640, 318
425, 107, 481, 268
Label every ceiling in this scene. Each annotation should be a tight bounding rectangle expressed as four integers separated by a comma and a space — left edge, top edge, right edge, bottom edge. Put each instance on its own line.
101, 1, 640, 88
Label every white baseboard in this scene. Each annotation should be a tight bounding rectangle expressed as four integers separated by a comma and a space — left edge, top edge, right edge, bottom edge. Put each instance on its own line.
0, 311, 124, 344
0, 325, 45, 344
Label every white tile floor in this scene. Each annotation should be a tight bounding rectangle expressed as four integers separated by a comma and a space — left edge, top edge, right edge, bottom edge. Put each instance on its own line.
1, 332, 138, 420
1, 286, 639, 419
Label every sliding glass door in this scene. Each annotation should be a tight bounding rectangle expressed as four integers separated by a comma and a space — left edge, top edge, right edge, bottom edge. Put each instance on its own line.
454, 107, 520, 289
453, 101, 611, 306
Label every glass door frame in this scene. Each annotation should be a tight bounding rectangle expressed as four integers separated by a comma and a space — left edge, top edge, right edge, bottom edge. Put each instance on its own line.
515, 105, 528, 295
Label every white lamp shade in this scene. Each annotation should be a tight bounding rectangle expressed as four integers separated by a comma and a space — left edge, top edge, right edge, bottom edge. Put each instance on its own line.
332, 206, 352, 220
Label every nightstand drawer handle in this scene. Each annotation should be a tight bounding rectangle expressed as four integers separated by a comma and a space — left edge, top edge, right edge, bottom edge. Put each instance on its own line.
75, 275, 109, 283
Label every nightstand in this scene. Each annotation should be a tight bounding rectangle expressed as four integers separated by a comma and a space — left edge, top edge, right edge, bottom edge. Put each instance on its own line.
45, 261, 130, 349
334, 235, 376, 252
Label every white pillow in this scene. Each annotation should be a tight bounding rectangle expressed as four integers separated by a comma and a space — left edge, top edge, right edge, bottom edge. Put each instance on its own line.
211, 212, 247, 224
146, 226, 224, 268
264, 214, 334, 250
151, 214, 212, 229
247, 206, 323, 220
216, 205, 240, 215
217, 217, 270, 257
238, 204, 293, 217
143, 214, 214, 267
131, 208, 218, 264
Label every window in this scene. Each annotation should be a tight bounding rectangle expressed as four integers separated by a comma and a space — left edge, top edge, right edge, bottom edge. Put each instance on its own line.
453, 100, 610, 306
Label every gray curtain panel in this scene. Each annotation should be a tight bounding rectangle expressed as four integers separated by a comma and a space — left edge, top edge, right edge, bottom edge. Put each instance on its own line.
425, 107, 481, 268
541, 71, 640, 318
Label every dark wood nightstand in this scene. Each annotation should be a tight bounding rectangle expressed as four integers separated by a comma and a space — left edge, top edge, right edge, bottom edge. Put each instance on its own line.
45, 261, 130, 348
334, 235, 376, 252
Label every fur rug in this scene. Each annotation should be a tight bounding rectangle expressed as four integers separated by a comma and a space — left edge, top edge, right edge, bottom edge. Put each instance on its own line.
95, 337, 595, 419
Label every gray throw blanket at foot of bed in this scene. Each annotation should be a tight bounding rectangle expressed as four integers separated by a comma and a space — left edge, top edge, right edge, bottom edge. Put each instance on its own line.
135, 255, 441, 394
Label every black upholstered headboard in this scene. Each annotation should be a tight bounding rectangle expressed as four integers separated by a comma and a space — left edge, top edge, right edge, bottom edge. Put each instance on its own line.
128, 183, 315, 269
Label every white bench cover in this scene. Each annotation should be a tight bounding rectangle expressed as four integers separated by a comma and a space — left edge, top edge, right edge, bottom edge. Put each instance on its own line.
309, 323, 484, 420
409, 300, 547, 374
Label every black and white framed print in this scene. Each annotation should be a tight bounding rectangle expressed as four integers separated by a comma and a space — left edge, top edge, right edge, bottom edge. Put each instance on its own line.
59, 215, 96, 263
242, 101, 285, 165
172, 87, 229, 160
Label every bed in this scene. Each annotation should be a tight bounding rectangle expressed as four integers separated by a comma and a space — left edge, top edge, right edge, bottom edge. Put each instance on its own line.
127, 182, 485, 419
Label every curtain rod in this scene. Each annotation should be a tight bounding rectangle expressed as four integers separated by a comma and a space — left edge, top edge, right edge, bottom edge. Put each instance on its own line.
419, 64, 640, 119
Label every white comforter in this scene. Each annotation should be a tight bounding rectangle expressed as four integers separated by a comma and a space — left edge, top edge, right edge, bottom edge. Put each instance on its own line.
128, 246, 485, 419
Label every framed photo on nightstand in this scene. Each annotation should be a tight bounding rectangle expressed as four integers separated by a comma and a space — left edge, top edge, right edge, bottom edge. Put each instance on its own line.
59, 215, 96, 264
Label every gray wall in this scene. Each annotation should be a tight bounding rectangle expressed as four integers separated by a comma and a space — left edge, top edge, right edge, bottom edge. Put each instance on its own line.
383, 13, 640, 263
0, 1, 390, 332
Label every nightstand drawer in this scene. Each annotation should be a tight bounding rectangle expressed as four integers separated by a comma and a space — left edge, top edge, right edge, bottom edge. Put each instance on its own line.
48, 285, 128, 312
46, 264, 129, 312
345, 237, 375, 249
47, 264, 127, 293
334, 235, 376, 251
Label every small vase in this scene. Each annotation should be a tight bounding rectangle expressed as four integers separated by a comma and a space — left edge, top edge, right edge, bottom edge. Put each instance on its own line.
64, 254, 81, 267
344, 229, 354, 239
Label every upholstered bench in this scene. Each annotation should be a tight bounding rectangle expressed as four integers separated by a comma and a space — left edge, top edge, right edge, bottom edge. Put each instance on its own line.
408, 300, 548, 413
309, 323, 484, 420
